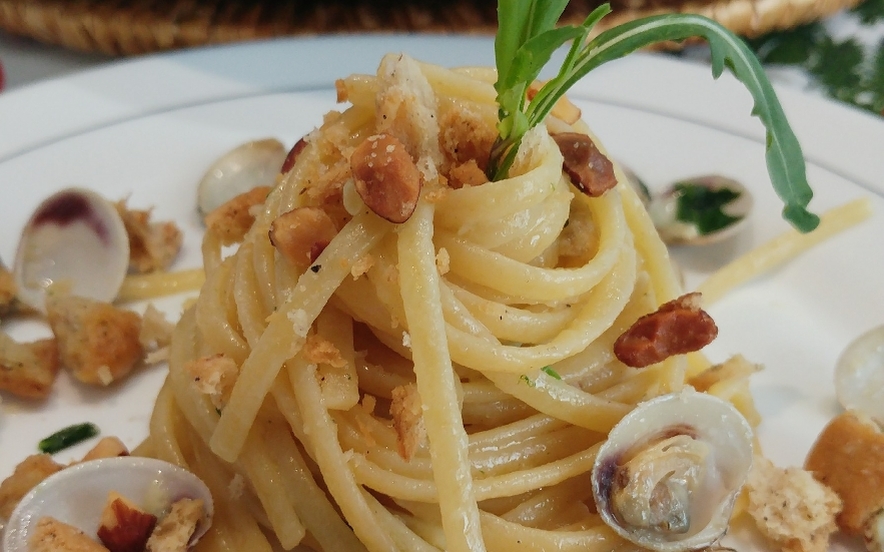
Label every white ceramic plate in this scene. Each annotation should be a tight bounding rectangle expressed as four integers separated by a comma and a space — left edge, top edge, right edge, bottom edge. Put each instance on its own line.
1, 35, 882, 550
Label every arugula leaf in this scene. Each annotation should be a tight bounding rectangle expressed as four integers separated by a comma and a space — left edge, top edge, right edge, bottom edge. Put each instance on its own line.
491, 1, 820, 233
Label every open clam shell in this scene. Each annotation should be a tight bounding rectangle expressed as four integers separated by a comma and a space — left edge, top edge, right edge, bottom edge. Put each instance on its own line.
591, 389, 753, 551
12, 187, 130, 314
2, 457, 213, 551
648, 175, 752, 246
835, 324, 884, 425
196, 138, 286, 218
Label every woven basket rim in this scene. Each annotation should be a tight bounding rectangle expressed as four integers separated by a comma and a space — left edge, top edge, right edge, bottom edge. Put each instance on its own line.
0, 0, 865, 56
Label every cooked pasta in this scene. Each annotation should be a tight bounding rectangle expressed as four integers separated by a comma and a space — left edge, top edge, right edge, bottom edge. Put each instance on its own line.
139, 53, 753, 552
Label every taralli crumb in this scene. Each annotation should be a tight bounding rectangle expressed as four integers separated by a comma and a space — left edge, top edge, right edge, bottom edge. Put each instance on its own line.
204, 186, 271, 245
30, 516, 110, 552
745, 455, 842, 552
46, 294, 143, 386
0, 333, 59, 399
269, 207, 338, 270
114, 200, 183, 274
0, 454, 64, 519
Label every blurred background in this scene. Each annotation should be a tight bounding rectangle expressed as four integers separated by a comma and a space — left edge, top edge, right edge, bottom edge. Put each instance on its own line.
0, 0, 881, 114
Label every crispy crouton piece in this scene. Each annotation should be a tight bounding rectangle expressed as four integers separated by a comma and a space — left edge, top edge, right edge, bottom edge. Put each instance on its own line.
46, 294, 143, 386
30, 517, 110, 552
269, 207, 338, 270
97, 491, 157, 552
185, 354, 237, 410
0, 454, 64, 519
390, 383, 426, 462
204, 186, 270, 246
0, 332, 59, 399
303, 334, 346, 368
145, 498, 205, 552
805, 411, 884, 535
115, 200, 183, 274
448, 160, 488, 189
438, 104, 496, 170
80, 437, 130, 462
139, 304, 174, 365
745, 455, 842, 552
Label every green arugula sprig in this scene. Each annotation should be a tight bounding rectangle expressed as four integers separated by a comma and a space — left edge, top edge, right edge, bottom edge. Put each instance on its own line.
490, 0, 820, 232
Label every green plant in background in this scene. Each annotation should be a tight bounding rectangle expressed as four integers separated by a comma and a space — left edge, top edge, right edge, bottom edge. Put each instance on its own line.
745, 0, 884, 115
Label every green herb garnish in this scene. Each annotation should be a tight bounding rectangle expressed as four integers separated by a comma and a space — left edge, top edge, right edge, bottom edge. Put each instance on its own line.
490, 0, 820, 233
39, 422, 99, 454
673, 182, 742, 235
540, 365, 562, 380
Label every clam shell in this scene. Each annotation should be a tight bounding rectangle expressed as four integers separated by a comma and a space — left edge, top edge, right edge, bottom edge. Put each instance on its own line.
648, 175, 752, 246
12, 187, 130, 314
2, 457, 213, 551
835, 324, 884, 424
196, 138, 286, 218
591, 389, 753, 551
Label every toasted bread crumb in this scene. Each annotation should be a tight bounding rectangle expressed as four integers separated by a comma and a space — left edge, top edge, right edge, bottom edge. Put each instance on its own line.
30, 517, 110, 552
746, 455, 841, 552
0, 454, 64, 519
145, 498, 205, 552
46, 294, 143, 386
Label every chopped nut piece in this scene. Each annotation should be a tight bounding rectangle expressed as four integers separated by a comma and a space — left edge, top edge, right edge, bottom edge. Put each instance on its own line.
269, 207, 338, 270
46, 294, 143, 386
204, 186, 271, 245
281, 137, 308, 174
30, 516, 110, 552
350, 133, 422, 223
145, 498, 205, 552
552, 132, 617, 197
746, 455, 841, 552
0, 332, 59, 399
805, 411, 884, 535
390, 383, 426, 462
115, 200, 183, 274
80, 437, 130, 462
0, 453, 64, 519
97, 491, 158, 552
613, 292, 718, 368
185, 353, 238, 410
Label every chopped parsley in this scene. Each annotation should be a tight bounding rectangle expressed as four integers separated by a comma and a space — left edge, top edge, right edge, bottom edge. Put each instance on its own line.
673, 182, 743, 235
39, 422, 99, 454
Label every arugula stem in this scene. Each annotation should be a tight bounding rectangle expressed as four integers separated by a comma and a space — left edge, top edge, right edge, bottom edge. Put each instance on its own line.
490, 2, 820, 232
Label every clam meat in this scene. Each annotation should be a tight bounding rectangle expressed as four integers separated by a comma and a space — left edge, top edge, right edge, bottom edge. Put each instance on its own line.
2, 456, 213, 551
591, 389, 754, 551
12, 187, 130, 314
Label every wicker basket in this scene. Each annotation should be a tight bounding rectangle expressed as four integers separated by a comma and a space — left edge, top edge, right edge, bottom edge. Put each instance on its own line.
0, 0, 865, 56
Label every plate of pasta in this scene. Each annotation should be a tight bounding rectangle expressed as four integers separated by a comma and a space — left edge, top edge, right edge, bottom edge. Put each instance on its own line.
1, 33, 883, 552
